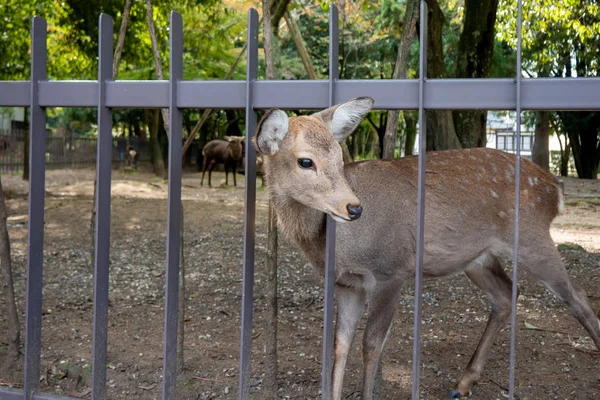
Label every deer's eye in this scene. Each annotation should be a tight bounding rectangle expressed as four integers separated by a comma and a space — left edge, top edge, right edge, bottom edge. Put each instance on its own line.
297, 158, 314, 169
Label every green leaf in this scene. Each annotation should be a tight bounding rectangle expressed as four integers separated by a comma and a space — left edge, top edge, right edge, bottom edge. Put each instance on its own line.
524, 321, 540, 330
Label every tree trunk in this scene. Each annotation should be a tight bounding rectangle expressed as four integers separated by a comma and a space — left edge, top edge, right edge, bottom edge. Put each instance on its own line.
113, 0, 132, 78
453, 0, 499, 148
145, 0, 170, 135
148, 109, 166, 176
284, 10, 317, 79
382, 0, 419, 160
404, 111, 417, 156
559, 111, 600, 179
0, 176, 20, 365
561, 142, 571, 177
423, 0, 461, 151
532, 111, 550, 171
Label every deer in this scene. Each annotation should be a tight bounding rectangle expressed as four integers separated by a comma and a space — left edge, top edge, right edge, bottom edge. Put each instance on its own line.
125, 145, 139, 169
253, 97, 600, 400
200, 136, 244, 188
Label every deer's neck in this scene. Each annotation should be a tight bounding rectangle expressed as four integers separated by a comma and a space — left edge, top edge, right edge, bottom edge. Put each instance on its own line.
271, 194, 327, 271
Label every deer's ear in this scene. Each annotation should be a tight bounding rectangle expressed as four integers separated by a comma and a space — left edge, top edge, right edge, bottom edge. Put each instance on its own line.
254, 109, 289, 155
312, 97, 374, 142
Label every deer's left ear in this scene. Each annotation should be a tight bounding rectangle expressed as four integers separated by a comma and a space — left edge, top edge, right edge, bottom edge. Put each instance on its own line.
311, 97, 374, 142
254, 109, 289, 155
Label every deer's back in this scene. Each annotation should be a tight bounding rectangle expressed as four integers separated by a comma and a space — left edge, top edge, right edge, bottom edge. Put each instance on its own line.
203, 140, 230, 162
335, 148, 562, 281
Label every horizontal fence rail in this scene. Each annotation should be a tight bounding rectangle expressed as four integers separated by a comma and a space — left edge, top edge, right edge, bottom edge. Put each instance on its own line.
0, 1, 598, 400
2, 78, 600, 110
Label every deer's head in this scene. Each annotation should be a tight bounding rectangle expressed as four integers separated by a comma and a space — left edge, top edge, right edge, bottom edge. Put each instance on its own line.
254, 97, 373, 222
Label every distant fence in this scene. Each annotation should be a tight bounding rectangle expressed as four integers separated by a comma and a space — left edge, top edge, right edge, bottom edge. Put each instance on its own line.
0, 129, 152, 173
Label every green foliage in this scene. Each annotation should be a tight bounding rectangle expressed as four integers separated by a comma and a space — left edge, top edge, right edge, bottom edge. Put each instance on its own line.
496, 0, 600, 77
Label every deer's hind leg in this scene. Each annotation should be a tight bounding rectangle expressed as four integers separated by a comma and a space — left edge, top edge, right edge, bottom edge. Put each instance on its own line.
451, 252, 514, 398
520, 236, 600, 350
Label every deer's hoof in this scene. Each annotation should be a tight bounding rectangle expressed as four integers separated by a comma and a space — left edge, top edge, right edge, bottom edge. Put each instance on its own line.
448, 389, 462, 398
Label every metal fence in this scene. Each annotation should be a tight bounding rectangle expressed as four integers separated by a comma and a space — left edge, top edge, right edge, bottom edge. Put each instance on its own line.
0, 129, 151, 172
0, 1, 599, 400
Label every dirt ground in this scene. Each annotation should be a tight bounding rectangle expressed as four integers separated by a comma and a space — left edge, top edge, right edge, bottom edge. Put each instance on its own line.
0, 166, 599, 400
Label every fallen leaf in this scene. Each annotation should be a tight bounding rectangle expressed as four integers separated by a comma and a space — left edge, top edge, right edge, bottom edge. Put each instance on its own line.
524, 321, 540, 330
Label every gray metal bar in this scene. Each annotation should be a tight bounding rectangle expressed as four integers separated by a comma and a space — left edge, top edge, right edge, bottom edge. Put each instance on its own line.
411, 1, 427, 399
0, 387, 26, 400
321, 5, 338, 400
0, 387, 80, 400
91, 14, 113, 400
0, 82, 30, 106
3, 78, 600, 110
106, 80, 169, 108
24, 16, 47, 400
238, 8, 258, 400
177, 81, 246, 108
162, 11, 184, 400
508, 0, 524, 398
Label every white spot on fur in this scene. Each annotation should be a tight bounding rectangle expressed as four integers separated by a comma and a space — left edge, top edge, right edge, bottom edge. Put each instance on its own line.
491, 177, 497, 183
469, 155, 477, 161
528, 177, 534, 186
491, 163, 497, 173
490, 190, 499, 198
498, 211, 507, 218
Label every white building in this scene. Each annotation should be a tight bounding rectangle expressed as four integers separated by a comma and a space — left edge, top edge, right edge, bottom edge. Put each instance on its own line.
0, 107, 26, 131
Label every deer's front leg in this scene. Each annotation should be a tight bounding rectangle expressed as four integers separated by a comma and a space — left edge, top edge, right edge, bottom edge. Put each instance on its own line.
332, 285, 366, 400
361, 281, 401, 400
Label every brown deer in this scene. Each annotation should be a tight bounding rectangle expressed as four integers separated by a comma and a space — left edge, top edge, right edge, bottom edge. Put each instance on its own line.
201, 136, 244, 187
253, 97, 600, 400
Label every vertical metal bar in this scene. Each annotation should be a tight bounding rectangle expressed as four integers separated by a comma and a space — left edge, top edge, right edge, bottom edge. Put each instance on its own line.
24, 17, 47, 400
162, 11, 183, 400
321, 5, 339, 400
238, 8, 259, 400
91, 14, 113, 400
411, 1, 427, 399
508, 0, 523, 398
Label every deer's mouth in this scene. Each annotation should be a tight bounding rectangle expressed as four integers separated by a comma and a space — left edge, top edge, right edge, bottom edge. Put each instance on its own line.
329, 212, 352, 223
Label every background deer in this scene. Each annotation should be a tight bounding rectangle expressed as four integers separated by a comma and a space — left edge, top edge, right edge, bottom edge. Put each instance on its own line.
200, 136, 244, 187
253, 97, 600, 400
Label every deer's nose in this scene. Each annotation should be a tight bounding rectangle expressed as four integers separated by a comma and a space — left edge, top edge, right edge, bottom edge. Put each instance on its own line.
347, 204, 362, 220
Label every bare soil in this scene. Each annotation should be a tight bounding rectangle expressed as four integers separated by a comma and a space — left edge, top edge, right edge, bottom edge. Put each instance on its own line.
0, 167, 599, 400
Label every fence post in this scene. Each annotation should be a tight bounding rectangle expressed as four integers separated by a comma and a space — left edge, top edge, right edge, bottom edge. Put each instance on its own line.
24, 16, 47, 400
238, 8, 258, 400
320, 5, 338, 400
508, 0, 524, 398
91, 13, 114, 400
411, 1, 428, 399
162, 11, 184, 400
